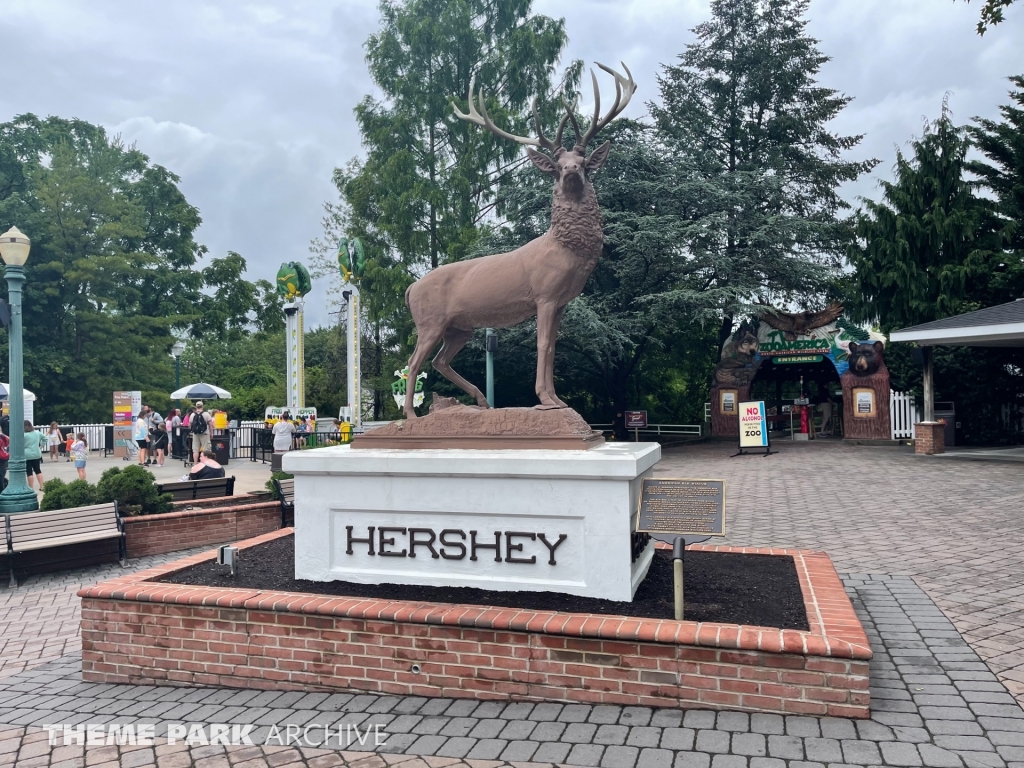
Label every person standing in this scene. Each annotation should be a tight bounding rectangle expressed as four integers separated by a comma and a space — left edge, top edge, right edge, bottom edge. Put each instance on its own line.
71, 432, 88, 480
272, 411, 296, 453
168, 408, 182, 459
47, 422, 61, 462
0, 429, 9, 489
150, 411, 168, 467
816, 386, 835, 437
134, 407, 149, 465
23, 421, 47, 490
189, 401, 213, 461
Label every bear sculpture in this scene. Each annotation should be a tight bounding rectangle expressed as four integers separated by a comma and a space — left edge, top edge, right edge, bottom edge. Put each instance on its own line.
847, 341, 885, 376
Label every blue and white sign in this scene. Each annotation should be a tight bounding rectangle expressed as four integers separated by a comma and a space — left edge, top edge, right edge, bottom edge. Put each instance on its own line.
738, 400, 769, 448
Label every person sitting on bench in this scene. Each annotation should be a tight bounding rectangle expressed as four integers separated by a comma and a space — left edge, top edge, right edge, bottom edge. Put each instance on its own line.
188, 450, 225, 481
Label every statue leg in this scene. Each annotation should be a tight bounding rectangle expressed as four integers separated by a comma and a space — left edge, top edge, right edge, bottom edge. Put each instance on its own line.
534, 303, 563, 409
404, 326, 445, 419
432, 328, 489, 407
546, 306, 568, 408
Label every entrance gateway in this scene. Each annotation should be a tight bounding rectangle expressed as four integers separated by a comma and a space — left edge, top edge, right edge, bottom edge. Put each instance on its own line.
709, 305, 891, 440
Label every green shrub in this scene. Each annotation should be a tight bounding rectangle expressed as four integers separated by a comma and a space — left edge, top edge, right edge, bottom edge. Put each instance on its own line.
266, 471, 294, 499
40, 479, 99, 511
95, 465, 173, 516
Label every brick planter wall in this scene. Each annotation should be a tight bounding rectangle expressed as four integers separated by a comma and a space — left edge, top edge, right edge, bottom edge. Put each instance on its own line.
914, 422, 946, 455
122, 501, 281, 558
80, 530, 872, 717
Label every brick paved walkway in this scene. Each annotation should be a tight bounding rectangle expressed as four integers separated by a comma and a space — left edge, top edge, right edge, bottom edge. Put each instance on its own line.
0, 550, 208, 681
652, 442, 1024, 704
1, 440, 1022, 767
1, 577, 1023, 767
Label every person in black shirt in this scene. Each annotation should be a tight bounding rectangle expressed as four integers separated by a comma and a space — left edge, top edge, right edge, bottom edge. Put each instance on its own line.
189, 450, 225, 480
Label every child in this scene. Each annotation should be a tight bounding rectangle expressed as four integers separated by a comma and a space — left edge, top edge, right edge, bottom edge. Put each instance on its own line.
64, 433, 74, 462
71, 432, 88, 480
47, 422, 61, 462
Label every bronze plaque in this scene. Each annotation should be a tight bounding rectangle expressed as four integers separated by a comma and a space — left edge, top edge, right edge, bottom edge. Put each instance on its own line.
636, 478, 726, 536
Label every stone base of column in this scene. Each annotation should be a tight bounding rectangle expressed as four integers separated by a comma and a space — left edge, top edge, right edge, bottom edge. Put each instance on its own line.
0, 486, 40, 514
914, 421, 946, 455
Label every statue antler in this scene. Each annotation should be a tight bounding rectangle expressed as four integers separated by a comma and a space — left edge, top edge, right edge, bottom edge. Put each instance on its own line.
578, 62, 637, 150
453, 75, 579, 154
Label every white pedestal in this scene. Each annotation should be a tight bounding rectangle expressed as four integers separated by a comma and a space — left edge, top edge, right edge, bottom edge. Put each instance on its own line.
283, 442, 661, 601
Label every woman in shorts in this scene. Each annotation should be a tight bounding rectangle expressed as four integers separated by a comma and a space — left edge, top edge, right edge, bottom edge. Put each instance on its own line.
133, 408, 149, 465
71, 432, 88, 480
47, 422, 61, 462
23, 421, 47, 490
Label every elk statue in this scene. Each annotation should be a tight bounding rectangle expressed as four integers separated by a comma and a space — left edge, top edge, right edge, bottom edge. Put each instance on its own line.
402, 62, 636, 419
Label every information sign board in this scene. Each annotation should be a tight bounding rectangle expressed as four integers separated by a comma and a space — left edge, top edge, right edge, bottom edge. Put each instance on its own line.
113, 390, 141, 459
624, 410, 648, 429
636, 478, 726, 536
738, 400, 768, 448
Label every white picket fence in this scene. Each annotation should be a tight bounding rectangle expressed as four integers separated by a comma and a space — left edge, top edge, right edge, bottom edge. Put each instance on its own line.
57, 423, 110, 453
890, 390, 918, 439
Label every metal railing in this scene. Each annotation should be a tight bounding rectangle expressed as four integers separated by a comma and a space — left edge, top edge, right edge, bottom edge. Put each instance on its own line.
55, 423, 113, 456
590, 423, 703, 437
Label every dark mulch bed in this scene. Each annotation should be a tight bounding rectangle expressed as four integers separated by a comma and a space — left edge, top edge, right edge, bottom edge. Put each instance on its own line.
158, 534, 808, 630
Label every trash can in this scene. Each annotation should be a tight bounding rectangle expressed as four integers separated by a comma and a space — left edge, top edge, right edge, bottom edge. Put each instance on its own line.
933, 401, 955, 447
211, 434, 231, 465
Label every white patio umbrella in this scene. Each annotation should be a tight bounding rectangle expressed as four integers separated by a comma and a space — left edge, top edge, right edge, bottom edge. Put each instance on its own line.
170, 382, 231, 400
0, 383, 36, 401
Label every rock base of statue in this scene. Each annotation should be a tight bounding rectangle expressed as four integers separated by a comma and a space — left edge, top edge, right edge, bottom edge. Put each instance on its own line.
283, 441, 660, 601
352, 399, 605, 450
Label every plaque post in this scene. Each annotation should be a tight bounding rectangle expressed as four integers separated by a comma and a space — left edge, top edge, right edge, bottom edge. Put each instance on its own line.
672, 536, 685, 621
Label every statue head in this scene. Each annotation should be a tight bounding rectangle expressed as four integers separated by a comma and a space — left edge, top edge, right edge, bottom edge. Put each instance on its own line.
453, 62, 636, 200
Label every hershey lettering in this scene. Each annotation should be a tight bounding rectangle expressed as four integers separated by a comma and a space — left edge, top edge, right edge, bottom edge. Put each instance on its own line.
344, 526, 567, 565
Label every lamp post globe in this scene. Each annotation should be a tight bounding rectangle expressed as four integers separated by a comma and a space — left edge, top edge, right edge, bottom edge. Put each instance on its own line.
0, 226, 39, 513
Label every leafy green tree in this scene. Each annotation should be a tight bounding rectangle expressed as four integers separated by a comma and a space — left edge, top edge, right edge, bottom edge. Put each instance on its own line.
846, 102, 999, 331
651, 0, 876, 351
312, 0, 575, 419
963, 0, 1018, 33
0, 115, 278, 421
342, 0, 573, 273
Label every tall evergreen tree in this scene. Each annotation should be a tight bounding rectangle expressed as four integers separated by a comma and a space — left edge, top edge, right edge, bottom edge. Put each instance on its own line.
970, 75, 1024, 299
847, 102, 999, 332
651, 0, 876, 350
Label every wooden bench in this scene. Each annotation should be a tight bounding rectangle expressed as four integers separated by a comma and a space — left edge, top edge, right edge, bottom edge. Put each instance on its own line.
157, 476, 235, 502
4, 502, 126, 587
273, 478, 294, 527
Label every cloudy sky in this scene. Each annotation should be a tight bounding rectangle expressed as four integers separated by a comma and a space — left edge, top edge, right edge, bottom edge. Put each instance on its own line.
1, 0, 1021, 327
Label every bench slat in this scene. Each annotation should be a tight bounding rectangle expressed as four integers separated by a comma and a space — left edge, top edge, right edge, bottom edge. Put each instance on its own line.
12, 520, 118, 535
9, 513, 118, 538
7, 504, 116, 523
13, 530, 121, 552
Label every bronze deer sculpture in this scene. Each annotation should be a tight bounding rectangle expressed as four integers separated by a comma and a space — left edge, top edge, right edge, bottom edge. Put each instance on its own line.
402, 63, 636, 419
